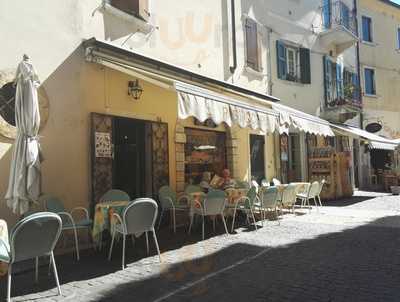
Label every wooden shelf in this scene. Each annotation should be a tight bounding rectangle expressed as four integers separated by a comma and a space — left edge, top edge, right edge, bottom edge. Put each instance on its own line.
308, 157, 332, 162
310, 169, 330, 173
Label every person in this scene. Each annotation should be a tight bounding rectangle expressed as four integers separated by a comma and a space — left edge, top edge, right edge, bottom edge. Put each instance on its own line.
217, 168, 236, 189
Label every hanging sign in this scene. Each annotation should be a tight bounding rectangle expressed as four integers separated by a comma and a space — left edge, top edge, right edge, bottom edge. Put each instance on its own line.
95, 132, 112, 158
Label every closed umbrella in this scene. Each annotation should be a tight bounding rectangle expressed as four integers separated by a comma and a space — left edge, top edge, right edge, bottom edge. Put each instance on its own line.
5, 55, 41, 215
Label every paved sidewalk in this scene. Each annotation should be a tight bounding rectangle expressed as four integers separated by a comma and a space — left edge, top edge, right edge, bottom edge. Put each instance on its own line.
1, 191, 400, 301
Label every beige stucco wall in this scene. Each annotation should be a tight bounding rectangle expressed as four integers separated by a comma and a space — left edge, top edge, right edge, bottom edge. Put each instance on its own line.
359, 0, 400, 139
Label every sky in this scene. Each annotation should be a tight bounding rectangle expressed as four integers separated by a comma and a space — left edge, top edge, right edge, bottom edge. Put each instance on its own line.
390, 0, 400, 4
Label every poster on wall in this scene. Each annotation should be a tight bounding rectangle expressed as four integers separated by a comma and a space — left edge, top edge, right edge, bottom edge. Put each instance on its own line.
95, 132, 112, 158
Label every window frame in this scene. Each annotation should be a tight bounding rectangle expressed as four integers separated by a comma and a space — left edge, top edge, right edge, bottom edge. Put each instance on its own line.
107, 0, 150, 22
397, 27, 400, 50
285, 46, 300, 81
363, 66, 376, 96
361, 15, 373, 43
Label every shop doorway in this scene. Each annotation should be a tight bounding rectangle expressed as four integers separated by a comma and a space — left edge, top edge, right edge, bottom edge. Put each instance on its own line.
250, 134, 265, 183
91, 113, 169, 207
288, 133, 302, 182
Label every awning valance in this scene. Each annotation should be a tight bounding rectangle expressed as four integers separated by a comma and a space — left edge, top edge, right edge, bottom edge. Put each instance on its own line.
331, 124, 399, 151
271, 103, 335, 137
176, 82, 278, 133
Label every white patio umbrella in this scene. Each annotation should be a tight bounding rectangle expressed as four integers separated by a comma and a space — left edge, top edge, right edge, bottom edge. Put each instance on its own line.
5, 55, 41, 215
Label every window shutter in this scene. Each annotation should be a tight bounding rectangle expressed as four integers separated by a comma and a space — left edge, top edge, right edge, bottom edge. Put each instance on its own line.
276, 40, 287, 79
322, 0, 331, 29
299, 48, 311, 84
336, 63, 343, 98
351, 72, 360, 101
245, 19, 259, 71
323, 56, 332, 105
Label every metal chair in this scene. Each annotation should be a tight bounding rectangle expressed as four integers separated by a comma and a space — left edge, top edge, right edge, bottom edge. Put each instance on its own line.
297, 182, 320, 208
188, 190, 229, 240
99, 189, 130, 203
236, 181, 251, 189
316, 180, 326, 206
280, 184, 297, 213
260, 186, 280, 224
231, 186, 258, 232
157, 185, 189, 233
42, 195, 92, 261
272, 178, 282, 186
108, 198, 161, 270
0, 212, 62, 302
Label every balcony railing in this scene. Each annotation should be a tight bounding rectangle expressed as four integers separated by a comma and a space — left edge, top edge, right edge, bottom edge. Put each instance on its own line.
322, 0, 357, 36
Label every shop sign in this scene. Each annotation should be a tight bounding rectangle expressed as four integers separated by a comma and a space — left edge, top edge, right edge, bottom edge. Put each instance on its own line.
95, 132, 112, 158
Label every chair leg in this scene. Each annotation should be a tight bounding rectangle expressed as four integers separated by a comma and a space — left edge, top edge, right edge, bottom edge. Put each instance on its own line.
188, 214, 194, 234
108, 228, 116, 261
122, 234, 126, 270
152, 229, 162, 262
157, 209, 164, 230
318, 196, 323, 207
231, 206, 238, 233
221, 214, 229, 235
250, 208, 257, 231
145, 232, 149, 255
7, 263, 12, 302
72, 227, 80, 261
50, 252, 62, 296
35, 257, 39, 283
202, 216, 205, 240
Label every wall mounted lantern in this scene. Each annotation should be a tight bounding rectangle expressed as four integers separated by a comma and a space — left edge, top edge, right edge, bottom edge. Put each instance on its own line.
128, 79, 143, 100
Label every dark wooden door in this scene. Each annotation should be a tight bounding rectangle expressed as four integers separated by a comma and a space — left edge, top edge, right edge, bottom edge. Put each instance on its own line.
91, 113, 114, 209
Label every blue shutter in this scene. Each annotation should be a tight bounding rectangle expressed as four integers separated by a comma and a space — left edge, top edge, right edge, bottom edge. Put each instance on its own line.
352, 73, 359, 101
365, 68, 375, 95
362, 16, 372, 42
276, 40, 287, 79
323, 56, 332, 105
336, 64, 343, 99
322, 0, 331, 29
397, 28, 400, 49
340, 2, 350, 29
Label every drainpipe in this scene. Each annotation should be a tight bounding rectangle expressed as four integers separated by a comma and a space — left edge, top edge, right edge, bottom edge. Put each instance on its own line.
353, 0, 363, 128
229, 0, 237, 74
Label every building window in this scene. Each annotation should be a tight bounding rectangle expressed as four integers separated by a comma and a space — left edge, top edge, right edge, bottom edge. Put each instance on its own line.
364, 68, 376, 95
245, 18, 262, 72
109, 0, 150, 21
276, 41, 311, 84
397, 28, 400, 49
362, 16, 373, 42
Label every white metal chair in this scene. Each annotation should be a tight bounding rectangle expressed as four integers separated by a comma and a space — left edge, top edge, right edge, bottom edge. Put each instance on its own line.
157, 186, 189, 233
188, 190, 229, 240
0, 212, 62, 302
260, 186, 280, 224
42, 195, 92, 261
99, 189, 130, 203
230, 186, 258, 232
108, 198, 161, 270
272, 178, 281, 186
297, 181, 320, 208
280, 184, 297, 213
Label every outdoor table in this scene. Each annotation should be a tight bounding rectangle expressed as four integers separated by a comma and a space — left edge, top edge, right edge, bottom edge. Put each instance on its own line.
92, 201, 130, 248
0, 219, 9, 277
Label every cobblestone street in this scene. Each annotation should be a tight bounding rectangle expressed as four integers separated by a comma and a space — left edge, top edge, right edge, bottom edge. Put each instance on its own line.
2, 191, 400, 302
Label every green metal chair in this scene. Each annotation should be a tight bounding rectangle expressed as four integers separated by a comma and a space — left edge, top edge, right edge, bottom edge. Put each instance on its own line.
157, 185, 189, 233
231, 186, 258, 232
99, 189, 130, 203
0, 212, 63, 302
41, 195, 92, 261
260, 186, 280, 224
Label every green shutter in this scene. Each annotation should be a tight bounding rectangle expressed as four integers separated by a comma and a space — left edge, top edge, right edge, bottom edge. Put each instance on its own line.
299, 48, 311, 84
276, 40, 287, 79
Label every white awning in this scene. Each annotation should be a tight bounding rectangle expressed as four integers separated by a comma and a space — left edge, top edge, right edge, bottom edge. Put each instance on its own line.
176, 82, 278, 133
271, 103, 335, 137
369, 141, 397, 151
331, 124, 399, 151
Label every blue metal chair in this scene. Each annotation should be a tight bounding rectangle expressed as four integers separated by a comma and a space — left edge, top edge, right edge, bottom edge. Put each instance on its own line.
41, 195, 92, 261
157, 186, 189, 233
0, 212, 62, 302
99, 189, 130, 203
108, 198, 161, 270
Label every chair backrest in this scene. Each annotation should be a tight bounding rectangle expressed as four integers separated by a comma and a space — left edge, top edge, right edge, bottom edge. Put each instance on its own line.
203, 190, 226, 215
246, 186, 258, 208
158, 186, 176, 209
10, 212, 62, 263
296, 183, 311, 196
261, 186, 278, 208
318, 179, 326, 195
100, 189, 130, 203
123, 198, 158, 234
281, 184, 297, 207
236, 181, 250, 189
41, 195, 65, 213
261, 179, 270, 187
309, 181, 321, 198
272, 178, 281, 186
184, 185, 202, 194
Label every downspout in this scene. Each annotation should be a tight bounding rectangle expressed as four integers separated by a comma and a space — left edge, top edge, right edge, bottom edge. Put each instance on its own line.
229, 0, 237, 74
353, 0, 363, 129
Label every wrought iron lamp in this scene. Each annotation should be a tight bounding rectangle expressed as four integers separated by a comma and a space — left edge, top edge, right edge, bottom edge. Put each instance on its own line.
128, 79, 143, 100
